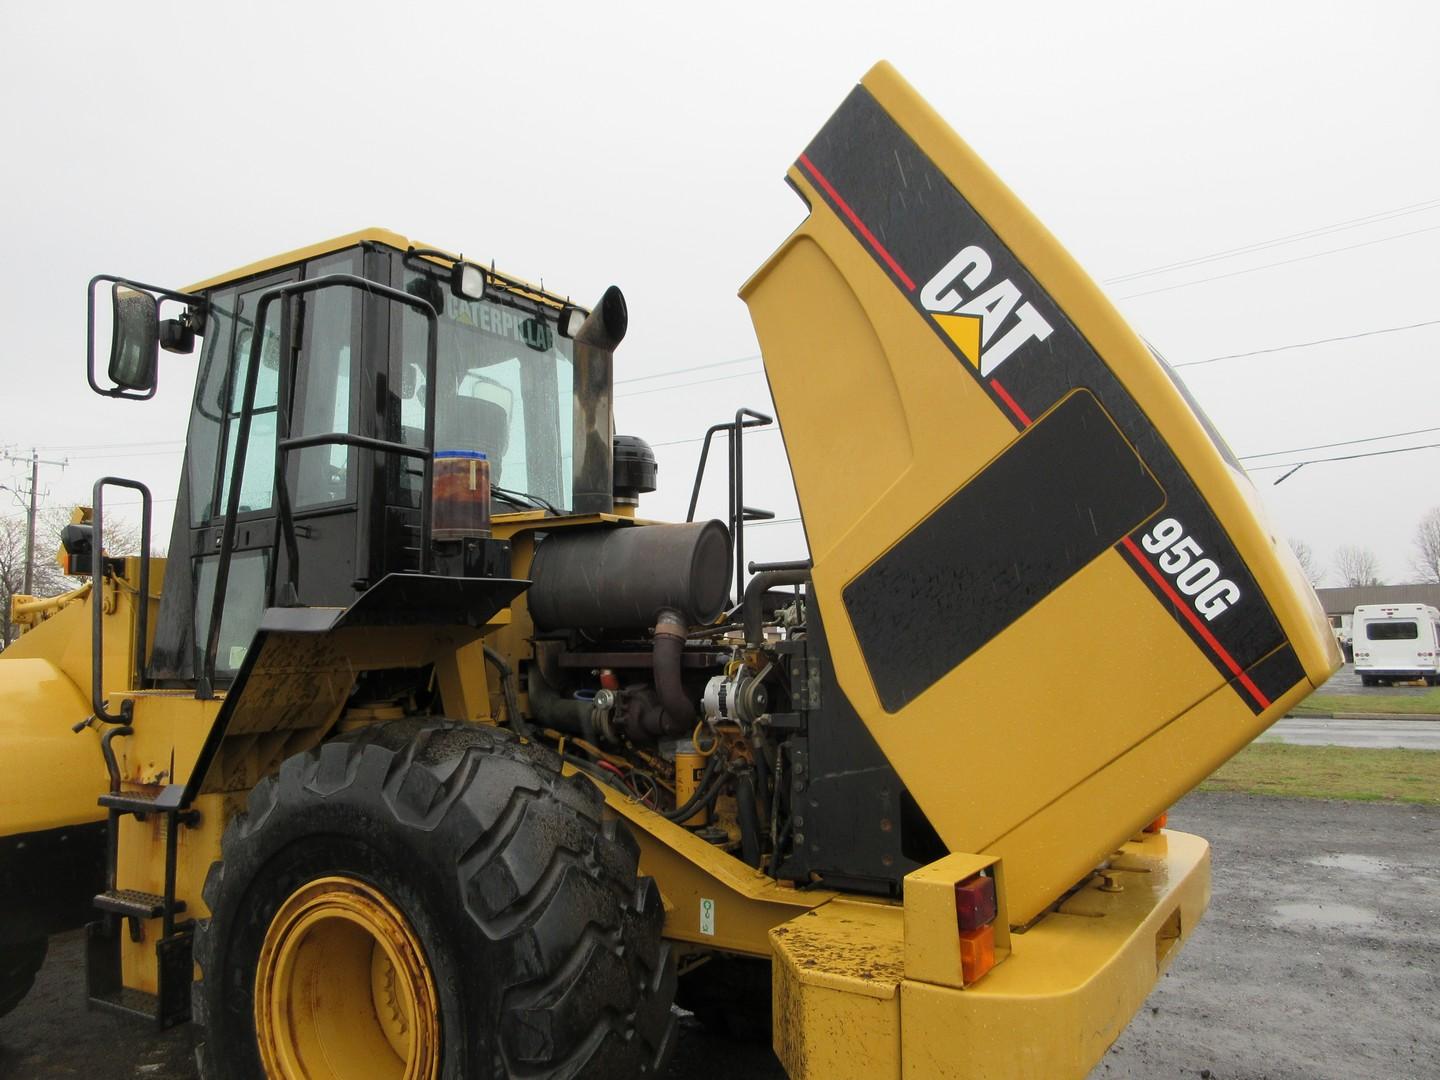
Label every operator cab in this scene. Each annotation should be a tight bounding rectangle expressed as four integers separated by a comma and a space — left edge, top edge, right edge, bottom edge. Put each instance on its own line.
86, 229, 626, 690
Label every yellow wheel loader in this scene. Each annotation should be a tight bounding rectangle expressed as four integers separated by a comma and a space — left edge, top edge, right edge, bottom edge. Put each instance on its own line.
0, 62, 1338, 1078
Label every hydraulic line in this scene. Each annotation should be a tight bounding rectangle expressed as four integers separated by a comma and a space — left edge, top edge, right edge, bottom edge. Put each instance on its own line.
483, 646, 530, 738
735, 769, 763, 867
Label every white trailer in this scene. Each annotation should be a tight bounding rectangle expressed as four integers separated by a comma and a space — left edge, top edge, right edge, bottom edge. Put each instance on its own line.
1352, 603, 1440, 686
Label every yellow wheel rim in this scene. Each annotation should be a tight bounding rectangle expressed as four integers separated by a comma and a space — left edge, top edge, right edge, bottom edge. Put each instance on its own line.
254, 876, 440, 1080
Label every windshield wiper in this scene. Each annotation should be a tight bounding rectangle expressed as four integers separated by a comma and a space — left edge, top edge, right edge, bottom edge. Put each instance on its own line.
493, 486, 560, 516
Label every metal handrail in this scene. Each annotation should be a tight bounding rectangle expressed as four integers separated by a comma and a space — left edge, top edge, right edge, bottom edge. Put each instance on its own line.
686, 407, 774, 601
270, 432, 434, 604
90, 477, 152, 723
201, 274, 439, 695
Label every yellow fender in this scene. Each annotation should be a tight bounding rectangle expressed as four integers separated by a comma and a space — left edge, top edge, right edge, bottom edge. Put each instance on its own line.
0, 657, 106, 836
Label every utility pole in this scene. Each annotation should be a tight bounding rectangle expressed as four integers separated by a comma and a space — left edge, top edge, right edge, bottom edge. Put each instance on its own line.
3, 449, 68, 596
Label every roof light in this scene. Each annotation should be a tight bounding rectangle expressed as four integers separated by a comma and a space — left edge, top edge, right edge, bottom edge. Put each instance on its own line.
453, 262, 487, 301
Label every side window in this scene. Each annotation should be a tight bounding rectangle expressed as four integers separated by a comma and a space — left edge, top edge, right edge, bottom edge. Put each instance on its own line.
218, 284, 284, 514
193, 552, 267, 674
556, 353, 574, 491
293, 252, 359, 509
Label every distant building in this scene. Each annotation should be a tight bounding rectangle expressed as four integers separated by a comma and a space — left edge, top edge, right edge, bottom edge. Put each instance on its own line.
1315, 584, 1440, 659
1316, 584, 1440, 616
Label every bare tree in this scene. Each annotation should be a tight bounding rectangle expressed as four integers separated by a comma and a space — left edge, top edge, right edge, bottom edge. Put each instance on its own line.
1334, 545, 1384, 588
1289, 538, 1324, 588
1411, 507, 1440, 584
1, 508, 142, 648
0, 513, 68, 647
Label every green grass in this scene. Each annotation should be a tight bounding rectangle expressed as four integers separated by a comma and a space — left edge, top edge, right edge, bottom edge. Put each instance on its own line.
1293, 686, 1440, 715
1199, 742, 1440, 804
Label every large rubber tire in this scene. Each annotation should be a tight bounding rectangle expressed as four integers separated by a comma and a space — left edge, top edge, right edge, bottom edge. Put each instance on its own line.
675, 953, 773, 1043
1360, 674, 1378, 687
0, 937, 46, 1019
193, 720, 676, 1079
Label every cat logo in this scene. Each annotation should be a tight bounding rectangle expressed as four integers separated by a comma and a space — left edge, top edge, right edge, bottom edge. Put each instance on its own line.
920, 245, 1054, 376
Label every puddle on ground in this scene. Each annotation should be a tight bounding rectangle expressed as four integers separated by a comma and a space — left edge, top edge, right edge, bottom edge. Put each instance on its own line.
1272, 902, 1378, 928
1308, 853, 1387, 875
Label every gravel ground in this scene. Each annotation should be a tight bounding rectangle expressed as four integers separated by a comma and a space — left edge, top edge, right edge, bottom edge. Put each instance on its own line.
3, 792, 1436, 1079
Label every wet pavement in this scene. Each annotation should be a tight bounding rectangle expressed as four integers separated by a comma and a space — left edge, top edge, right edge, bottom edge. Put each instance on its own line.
4, 792, 1437, 1079
1313, 662, 1435, 698
1263, 716, 1440, 749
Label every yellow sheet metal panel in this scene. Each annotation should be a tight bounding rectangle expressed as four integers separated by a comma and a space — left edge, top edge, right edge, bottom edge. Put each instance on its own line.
2, 579, 144, 725
990, 668, 1272, 922
118, 791, 232, 994
742, 61, 1339, 918
117, 693, 219, 788
902, 851, 1006, 988
770, 900, 904, 1080
183, 227, 570, 310
0, 658, 106, 835
900, 831, 1208, 1079
593, 777, 830, 956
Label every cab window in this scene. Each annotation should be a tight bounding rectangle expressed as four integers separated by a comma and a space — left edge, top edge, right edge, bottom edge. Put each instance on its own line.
396, 269, 575, 511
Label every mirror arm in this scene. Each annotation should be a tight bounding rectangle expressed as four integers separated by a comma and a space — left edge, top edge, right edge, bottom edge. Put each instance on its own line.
86, 274, 204, 401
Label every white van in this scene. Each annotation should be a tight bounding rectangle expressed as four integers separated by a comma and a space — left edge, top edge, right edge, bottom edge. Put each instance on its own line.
1352, 604, 1440, 686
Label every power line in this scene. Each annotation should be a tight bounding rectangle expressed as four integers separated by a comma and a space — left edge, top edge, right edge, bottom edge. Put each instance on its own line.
615, 354, 761, 385
1238, 425, 1440, 461
616, 368, 768, 399
649, 427, 782, 450
34, 438, 184, 453
1247, 441, 1440, 484
1173, 318, 1440, 369
1115, 223, 1440, 301
1104, 197, 1440, 285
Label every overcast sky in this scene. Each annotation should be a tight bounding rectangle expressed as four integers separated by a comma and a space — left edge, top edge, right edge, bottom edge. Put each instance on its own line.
2, 0, 1437, 586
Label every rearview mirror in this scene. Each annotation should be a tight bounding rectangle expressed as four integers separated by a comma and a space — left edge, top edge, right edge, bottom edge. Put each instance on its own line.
109, 285, 159, 392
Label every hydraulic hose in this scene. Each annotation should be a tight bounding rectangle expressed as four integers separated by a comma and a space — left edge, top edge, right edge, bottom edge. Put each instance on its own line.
663, 750, 725, 823
736, 769, 763, 868
742, 569, 810, 646
484, 646, 531, 738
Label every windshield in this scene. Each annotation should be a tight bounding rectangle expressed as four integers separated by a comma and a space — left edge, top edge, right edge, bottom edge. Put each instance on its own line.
399, 268, 576, 512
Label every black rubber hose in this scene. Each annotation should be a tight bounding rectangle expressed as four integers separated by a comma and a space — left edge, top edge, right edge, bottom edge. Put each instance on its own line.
561, 752, 631, 797
751, 739, 772, 833
484, 646, 531, 738
663, 751, 725, 823
653, 609, 695, 735
736, 769, 762, 868
525, 661, 595, 739
742, 570, 810, 646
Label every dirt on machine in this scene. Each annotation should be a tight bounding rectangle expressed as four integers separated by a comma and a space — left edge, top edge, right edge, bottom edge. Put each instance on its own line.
0, 62, 1339, 1079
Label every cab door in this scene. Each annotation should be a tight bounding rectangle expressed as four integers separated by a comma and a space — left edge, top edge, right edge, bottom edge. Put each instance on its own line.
275, 249, 367, 606
191, 267, 296, 680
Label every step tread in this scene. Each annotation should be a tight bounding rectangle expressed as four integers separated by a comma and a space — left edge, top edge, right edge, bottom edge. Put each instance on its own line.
94, 889, 184, 919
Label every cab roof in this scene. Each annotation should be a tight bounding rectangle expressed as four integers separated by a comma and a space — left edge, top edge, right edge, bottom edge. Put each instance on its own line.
183, 227, 570, 310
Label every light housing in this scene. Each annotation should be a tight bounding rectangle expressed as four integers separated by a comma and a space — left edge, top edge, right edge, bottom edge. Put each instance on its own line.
452, 261, 487, 301
557, 304, 586, 339
959, 924, 996, 984
954, 873, 997, 931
